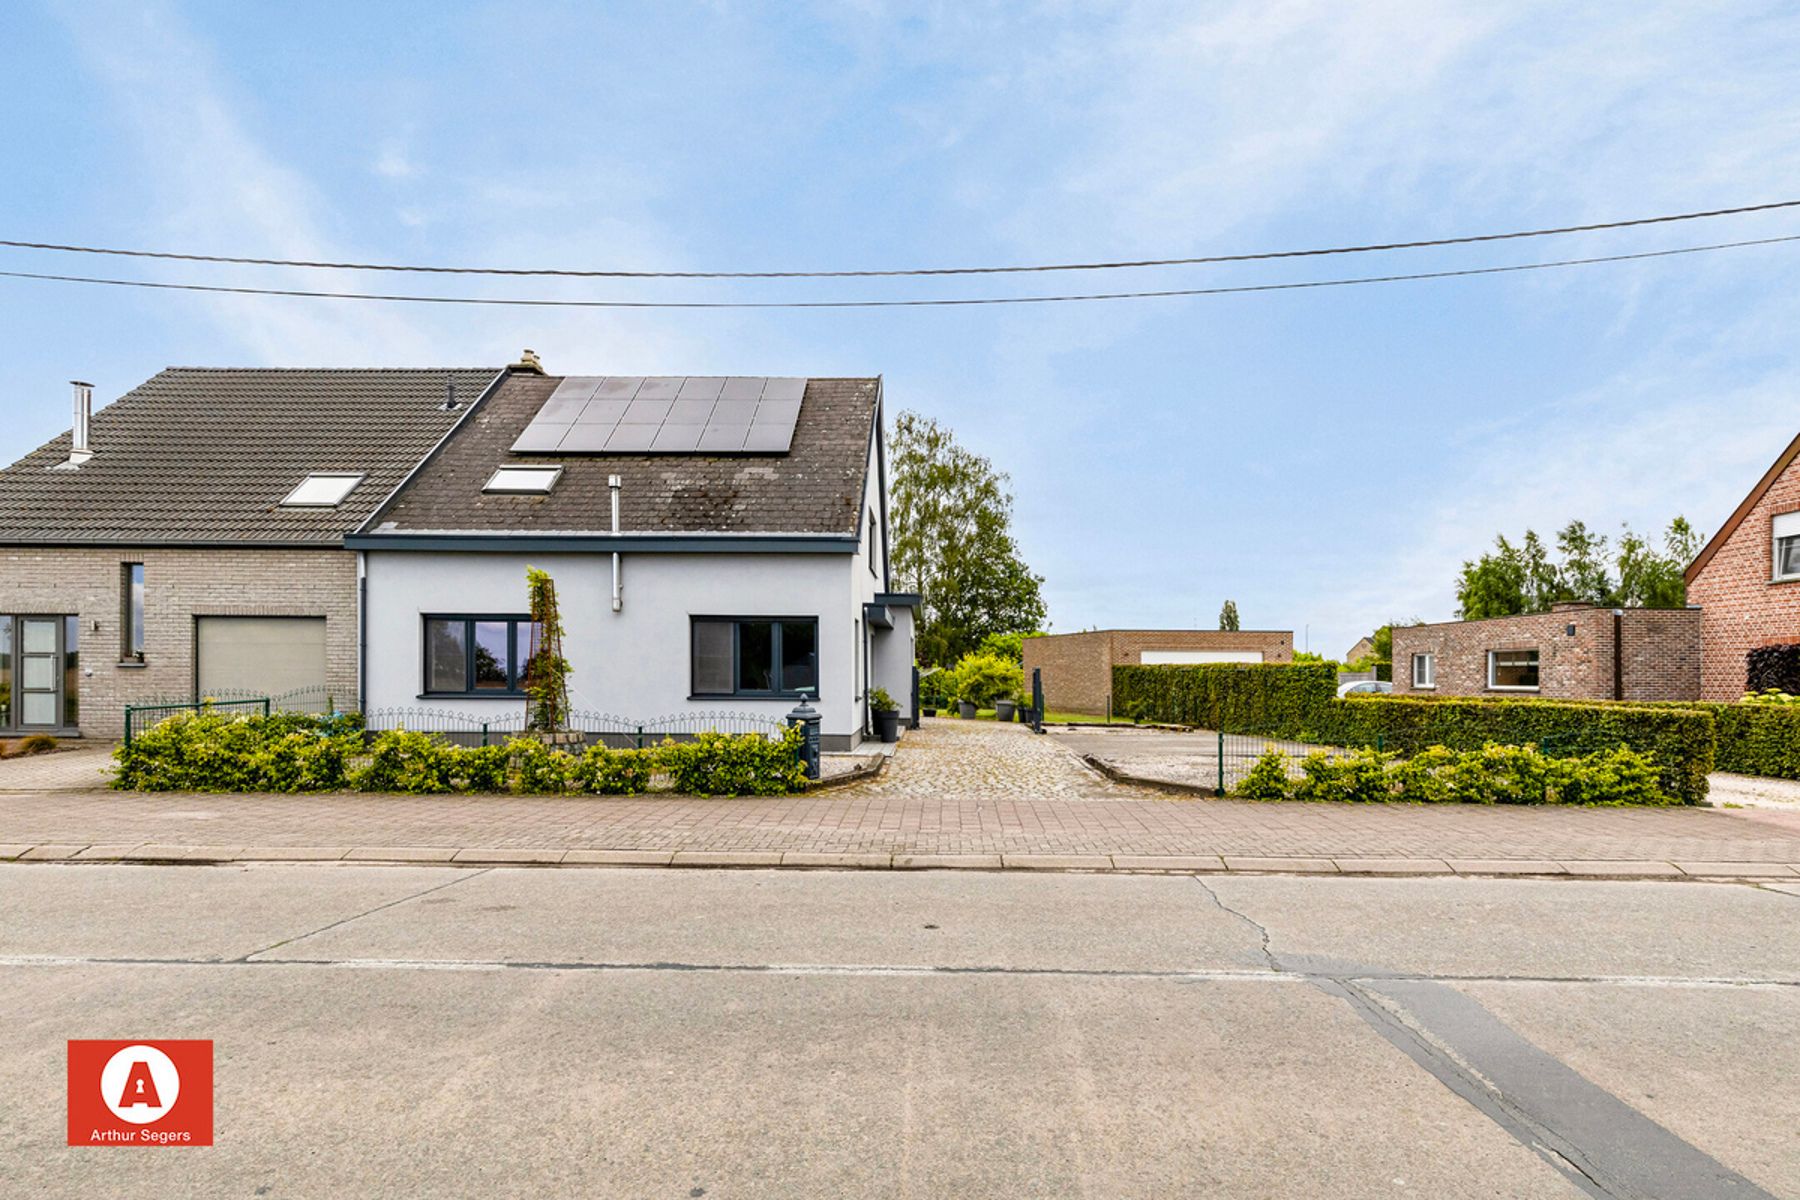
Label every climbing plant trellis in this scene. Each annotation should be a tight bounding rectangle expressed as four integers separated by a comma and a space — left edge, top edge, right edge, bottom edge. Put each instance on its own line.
523, 566, 572, 735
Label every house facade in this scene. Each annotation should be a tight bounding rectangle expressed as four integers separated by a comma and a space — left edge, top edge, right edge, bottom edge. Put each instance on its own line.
350, 369, 914, 751
1022, 628, 1294, 716
1683, 430, 1800, 699
0, 369, 496, 739
1389, 603, 1701, 701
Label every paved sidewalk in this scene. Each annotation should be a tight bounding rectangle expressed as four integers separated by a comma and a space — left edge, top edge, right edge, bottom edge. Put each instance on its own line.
2, 721, 1798, 877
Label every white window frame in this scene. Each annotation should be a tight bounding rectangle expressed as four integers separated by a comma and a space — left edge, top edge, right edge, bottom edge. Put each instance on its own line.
1486, 649, 1540, 692
483, 465, 564, 495
1773, 511, 1800, 581
281, 472, 365, 508
1411, 652, 1435, 689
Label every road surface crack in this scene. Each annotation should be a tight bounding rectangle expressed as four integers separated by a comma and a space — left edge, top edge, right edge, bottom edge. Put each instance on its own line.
1192, 877, 1280, 971
236, 867, 493, 961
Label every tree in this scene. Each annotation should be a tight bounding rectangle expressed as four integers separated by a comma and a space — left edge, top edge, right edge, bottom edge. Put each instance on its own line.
890, 411, 1047, 665
1219, 600, 1240, 631
1456, 517, 1701, 619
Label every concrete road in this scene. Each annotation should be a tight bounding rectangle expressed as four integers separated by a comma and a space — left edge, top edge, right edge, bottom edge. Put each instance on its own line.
3, 864, 1796, 1198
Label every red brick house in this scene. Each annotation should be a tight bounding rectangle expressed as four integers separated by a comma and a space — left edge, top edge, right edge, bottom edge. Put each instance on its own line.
1022, 629, 1294, 716
1684, 431, 1800, 699
1390, 603, 1700, 701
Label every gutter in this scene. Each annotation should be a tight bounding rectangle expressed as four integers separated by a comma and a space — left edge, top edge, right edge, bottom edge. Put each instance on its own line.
345, 532, 862, 553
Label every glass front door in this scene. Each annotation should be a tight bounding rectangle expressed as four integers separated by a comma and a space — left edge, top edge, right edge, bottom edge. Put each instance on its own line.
19, 617, 61, 728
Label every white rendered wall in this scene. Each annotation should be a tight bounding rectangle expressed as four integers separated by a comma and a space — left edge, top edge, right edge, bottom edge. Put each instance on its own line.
363, 550, 864, 742
1139, 649, 1265, 665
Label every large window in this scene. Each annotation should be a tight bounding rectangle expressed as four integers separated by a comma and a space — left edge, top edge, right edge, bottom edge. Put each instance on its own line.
1487, 649, 1539, 690
1774, 512, 1800, 581
423, 616, 531, 696
691, 617, 818, 697
121, 563, 145, 661
1411, 652, 1435, 688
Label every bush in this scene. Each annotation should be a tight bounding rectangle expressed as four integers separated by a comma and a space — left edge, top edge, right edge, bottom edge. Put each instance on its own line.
869, 687, 899, 714
1745, 643, 1800, 693
659, 727, 808, 797
1673, 701, 1800, 780
576, 743, 659, 795
14, 733, 59, 756
1236, 748, 1292, 800
507, 737, 579, 794
114, 712, 357, 793
1112, 663, 1338, 735
1235, 742, 1674, 805
350, 729, 461, 794
946, 652, 1024, 708
459, 743, 513, 792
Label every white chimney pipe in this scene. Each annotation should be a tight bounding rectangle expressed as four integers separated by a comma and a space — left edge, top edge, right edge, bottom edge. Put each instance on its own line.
58, 381, 95, 469
609, 474, 623, 612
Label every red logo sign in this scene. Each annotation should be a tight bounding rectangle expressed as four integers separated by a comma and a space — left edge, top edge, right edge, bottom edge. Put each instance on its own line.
67, 1040, 213, 1146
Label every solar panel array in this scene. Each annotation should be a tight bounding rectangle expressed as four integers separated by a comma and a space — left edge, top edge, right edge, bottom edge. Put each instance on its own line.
511, 376, 807, 455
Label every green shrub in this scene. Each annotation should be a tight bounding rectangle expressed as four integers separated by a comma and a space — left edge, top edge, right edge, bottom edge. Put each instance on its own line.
1676, 702, 1800, 780
1235, 748, 1293, 800
659, 726, 807, 797
115, 712, 360, 792
507, 737, 579, 794
350, 729, 460, 793
869, 687, 899, 714
458, 743, 512, 792
255, 730, 357, 793
14, 733, 58, 755
1235, 741, 1674, 806
946, 652, 1024, 707
1112, 663, 1338, 735
576, 743, 659, 795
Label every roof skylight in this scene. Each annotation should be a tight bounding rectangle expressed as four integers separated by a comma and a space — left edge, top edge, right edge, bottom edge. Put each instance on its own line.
483, 465, 563, 495
281, 473, 364, 507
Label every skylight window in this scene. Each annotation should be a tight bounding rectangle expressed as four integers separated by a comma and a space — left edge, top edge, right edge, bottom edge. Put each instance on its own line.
483, 465, 563, 495
281, 473, 364, 507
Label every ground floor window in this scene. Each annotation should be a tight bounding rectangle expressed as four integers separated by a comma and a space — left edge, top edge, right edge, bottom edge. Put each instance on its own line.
423, 615, 531, 696
1488, 649, 1539, 690
691, 617, 819, 697
0, 614, 78, 730
1411, 652, 1435, 688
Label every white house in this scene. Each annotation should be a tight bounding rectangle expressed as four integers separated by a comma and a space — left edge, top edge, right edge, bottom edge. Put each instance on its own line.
349, 364, 916, 750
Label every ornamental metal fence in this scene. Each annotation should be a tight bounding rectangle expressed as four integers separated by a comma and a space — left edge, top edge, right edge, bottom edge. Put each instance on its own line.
359, 705, 790, 748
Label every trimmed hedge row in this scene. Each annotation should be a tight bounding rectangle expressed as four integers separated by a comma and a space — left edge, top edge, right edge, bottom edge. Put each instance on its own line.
1112, 664, 1713, 803
1112, 663, 1337, 738
1237, 743, 1675, 805
112, 712, 807, 797
1672, 702, 1800, 780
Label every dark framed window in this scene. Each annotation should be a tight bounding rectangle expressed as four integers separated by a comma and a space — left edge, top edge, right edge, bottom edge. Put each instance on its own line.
120, 563, 145, 660
1487, 649, 1539, 690
867, 512, 879, 577
423, 615, 532, 696
691, 617, 818, 697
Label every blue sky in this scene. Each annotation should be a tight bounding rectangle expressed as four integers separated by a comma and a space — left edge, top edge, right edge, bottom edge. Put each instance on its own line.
3, 2, 1798, 657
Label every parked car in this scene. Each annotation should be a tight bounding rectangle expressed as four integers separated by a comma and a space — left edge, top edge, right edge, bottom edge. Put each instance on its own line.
1337, 680, 1393, 698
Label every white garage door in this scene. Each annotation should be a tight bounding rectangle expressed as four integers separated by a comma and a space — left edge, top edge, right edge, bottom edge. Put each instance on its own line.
196, 617, 328, 700
1139, 649, 1264, 665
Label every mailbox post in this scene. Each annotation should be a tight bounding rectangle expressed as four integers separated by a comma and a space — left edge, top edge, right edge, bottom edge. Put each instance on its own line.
787, 690, 821, 780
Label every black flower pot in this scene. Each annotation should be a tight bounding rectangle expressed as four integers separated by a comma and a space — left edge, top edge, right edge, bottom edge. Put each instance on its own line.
994, 700, 1016, 722
957, 701, 976, 719
873, 709, 900, 743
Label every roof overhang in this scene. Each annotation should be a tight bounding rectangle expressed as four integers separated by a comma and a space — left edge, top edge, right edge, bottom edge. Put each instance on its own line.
346, 531, 861, 553
874, 591, 922, 608
1684, 427, 1800, 584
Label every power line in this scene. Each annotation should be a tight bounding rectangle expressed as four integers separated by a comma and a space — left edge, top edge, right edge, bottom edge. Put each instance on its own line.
0, 234, 1792, 310
0, 200, 1796, 280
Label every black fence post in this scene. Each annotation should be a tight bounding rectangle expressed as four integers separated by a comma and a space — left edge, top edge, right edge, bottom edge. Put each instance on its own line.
910, 666, 921, 730
1031, 668, 1045, 734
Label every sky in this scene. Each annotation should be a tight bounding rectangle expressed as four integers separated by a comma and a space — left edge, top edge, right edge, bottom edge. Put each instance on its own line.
2, 1, 1798, 658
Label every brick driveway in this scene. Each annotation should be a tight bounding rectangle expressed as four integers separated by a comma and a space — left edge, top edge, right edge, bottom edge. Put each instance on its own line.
1, 720, 1798, 868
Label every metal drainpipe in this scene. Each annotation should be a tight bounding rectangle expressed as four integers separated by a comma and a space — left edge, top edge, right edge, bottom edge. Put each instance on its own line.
609, 475, 623, 612
1612, 609, 1624, 701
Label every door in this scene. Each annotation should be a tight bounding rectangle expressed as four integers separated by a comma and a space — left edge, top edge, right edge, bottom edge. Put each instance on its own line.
196, 617, 328, 700
18, 617, 62, 728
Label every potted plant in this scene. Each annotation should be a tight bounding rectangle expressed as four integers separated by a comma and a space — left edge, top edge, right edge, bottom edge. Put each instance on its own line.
994, 692, 1016, 723
869, 687, 901, 743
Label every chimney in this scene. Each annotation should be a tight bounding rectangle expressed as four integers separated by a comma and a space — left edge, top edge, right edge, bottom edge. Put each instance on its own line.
57, 381, 95, 469
509, 348, 545, 374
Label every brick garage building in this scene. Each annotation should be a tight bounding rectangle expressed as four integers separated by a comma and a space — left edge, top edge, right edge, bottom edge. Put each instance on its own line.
1390, 602, 1700, 701
1023, 629, 1293, 716
0, 368, 499, 738
1684, 430, 1800, 699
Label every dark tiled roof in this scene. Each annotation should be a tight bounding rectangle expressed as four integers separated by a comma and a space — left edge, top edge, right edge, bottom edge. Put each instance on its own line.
367, 374, 879, 536
0, 368, 502, 545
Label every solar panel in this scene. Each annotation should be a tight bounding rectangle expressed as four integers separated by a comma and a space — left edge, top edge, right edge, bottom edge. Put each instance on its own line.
509, 376, 806, 456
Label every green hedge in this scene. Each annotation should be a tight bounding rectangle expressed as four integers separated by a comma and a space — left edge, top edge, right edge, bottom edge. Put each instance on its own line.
1112, 663, 1338, 737
1112, 664, 1713, 803
1672, 702, 1800, 780
113, 712, 806, 798
1237, 743, 1675, 805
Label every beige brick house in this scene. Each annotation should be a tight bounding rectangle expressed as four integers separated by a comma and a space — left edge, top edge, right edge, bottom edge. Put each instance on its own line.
1390, 603, 1700, 701
1684, 429, 1800, 698
1022, 629, 1294, 716
0, 367, 500, 738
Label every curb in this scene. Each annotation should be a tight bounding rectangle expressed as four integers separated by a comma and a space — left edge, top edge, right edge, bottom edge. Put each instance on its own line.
805, 756, 887, 791
1080, 754, 1220, 797
2, 844, 1795, 880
